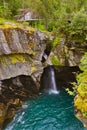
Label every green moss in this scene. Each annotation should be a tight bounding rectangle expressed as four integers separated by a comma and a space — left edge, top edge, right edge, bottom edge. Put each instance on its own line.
51, 56, 63, 66
0, 54, 26, 66
31, 66, 36, 73
9, 54, 26, 64
52, 35, 63, 47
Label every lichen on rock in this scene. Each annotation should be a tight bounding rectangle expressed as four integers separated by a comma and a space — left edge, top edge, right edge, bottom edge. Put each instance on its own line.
0, 26, 53, 80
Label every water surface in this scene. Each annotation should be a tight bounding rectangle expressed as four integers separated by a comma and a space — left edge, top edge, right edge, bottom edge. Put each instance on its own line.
5, 90, 84, 130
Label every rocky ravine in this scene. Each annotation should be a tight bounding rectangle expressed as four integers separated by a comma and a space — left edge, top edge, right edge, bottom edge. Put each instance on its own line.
0, 25, 87, 129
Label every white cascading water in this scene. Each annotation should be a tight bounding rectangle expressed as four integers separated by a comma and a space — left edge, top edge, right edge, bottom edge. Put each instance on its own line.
48, 67, 59, 94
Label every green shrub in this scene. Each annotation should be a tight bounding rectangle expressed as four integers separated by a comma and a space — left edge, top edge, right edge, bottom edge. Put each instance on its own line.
75, 53, 87, 118
0, 18, 5, 25
53, 8, 87, 45
0, 4, 12, 19
51, 56, 62, 65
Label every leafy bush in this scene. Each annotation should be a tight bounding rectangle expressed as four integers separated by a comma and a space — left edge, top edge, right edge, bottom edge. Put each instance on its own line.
58, 8, 87, 44
36, 24, 46, 32
80, 53, 87, 71
51, 56, 59, 65
0, 4, 12, 19
75, 53, 87, 118
0, 18, 5, 25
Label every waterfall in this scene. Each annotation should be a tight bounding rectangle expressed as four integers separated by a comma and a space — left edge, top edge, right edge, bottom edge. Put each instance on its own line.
48, 66, 59, 94
40, 66, 59, 94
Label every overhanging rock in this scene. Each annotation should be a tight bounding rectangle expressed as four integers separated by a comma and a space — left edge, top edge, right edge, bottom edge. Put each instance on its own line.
0, 27, 53, 83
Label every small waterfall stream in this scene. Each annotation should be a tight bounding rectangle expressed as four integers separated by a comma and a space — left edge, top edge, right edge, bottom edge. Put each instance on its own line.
48, 66, 59, 94
40, 66, 59, 94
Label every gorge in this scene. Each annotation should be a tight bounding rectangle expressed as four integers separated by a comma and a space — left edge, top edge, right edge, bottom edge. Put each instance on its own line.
0, 25, 86, 130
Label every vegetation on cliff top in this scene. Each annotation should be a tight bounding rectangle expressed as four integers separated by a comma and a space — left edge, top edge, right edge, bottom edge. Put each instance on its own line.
0, 0, 87, 32
0, 1, 87, 46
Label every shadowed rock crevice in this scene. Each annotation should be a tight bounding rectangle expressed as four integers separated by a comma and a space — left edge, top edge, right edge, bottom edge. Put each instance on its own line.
0, 75, 38, 129
54, 66, 83, 90
41, 42, 52, 63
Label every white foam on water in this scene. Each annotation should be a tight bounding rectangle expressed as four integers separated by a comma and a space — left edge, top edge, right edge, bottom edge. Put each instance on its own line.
48, 89, 59, 94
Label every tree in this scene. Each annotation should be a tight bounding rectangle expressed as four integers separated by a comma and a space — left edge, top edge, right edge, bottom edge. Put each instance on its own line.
7, 0, 22, 16
23, 0, 59, 29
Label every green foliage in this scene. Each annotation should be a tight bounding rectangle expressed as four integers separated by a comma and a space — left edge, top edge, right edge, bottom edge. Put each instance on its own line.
48, 21, 59, 32
0, 4, 12, 19
66, 53, 87, 119
66, 84, 78, 96
7, 0, 22, 16
34, 22, 47, 32
0, 0, 22, 18
77, 53, 87, 98
57, 8, 87, 44
69, 9, 87, 43
75, 53, 87, 118
0, 18, 5, 25
80, 53, 87, 71
51, 56, 62, 66
51, 56, 58, 65
52, 36, 62, 47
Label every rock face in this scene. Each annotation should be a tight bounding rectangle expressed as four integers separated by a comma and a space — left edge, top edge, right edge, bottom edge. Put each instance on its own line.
48, 42, 87, 66
0, 26, 52, 81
